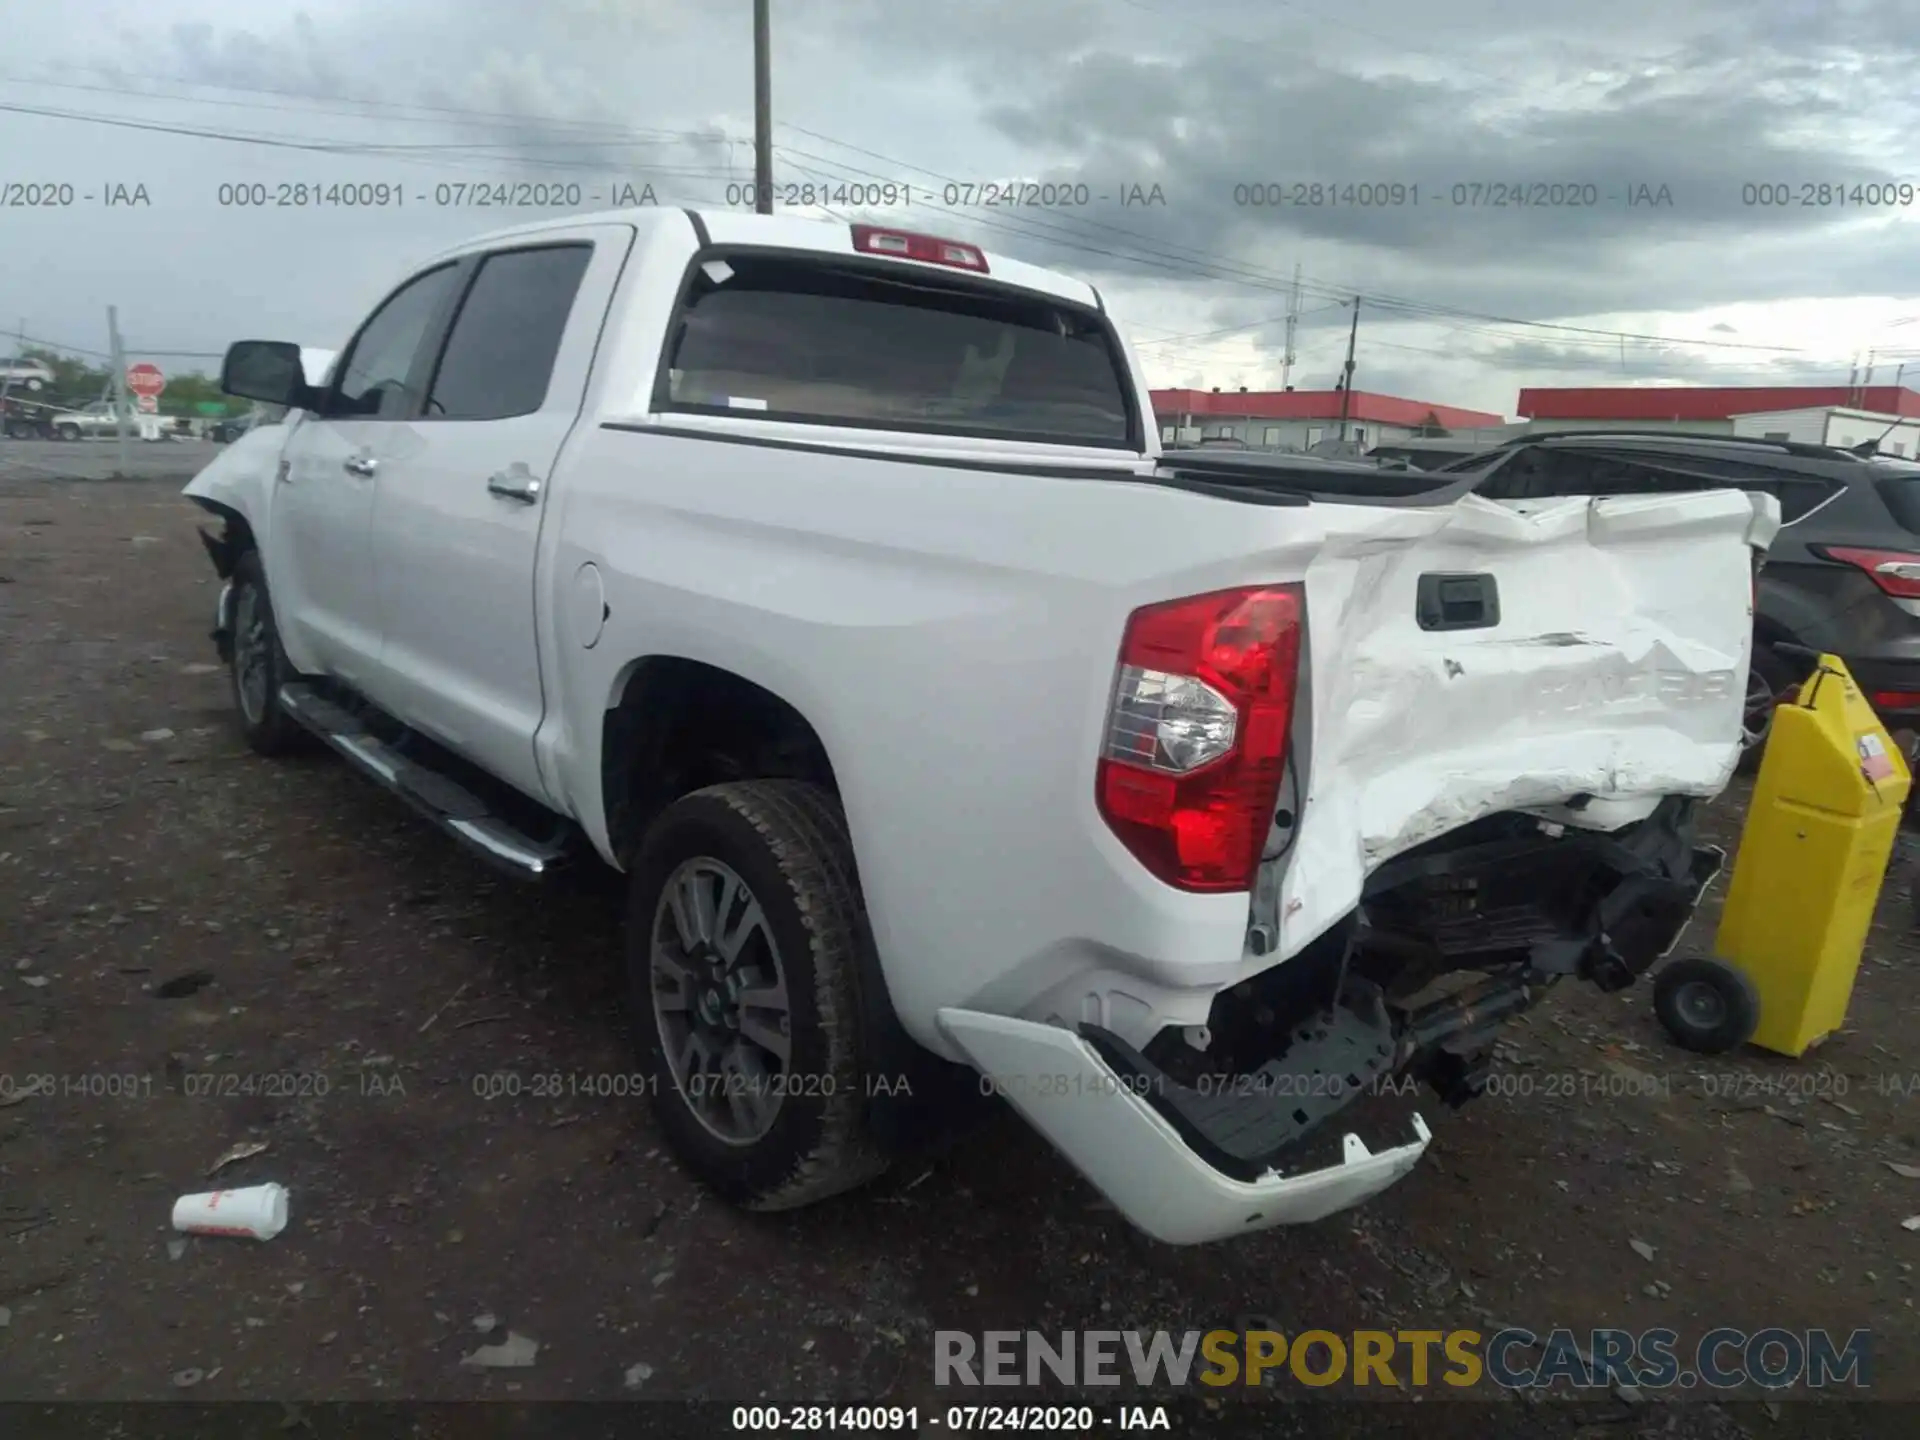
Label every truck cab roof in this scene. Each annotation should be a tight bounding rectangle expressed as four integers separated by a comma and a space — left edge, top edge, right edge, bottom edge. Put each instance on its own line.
419, 206, 1104, 311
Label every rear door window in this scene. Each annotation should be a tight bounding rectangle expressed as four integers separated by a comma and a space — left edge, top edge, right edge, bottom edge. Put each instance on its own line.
425, 244, 593, 421
657, 252, 1136, 448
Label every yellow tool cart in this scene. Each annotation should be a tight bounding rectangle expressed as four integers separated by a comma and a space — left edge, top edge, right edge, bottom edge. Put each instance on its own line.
1655, 651, 1911, 1056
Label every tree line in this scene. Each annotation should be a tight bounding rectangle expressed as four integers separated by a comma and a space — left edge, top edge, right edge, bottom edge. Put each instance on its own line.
5, 346, 240, 417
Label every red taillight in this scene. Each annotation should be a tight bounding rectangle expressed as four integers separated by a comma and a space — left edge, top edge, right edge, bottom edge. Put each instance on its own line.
850, 224, 988, 272
1817, 546, 1920, 598
1873, 691, 1920, 712
1096, 585, 1304, 892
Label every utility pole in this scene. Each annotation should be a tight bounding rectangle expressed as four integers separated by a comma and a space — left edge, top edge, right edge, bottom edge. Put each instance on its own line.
753, 0, 773, 214
1279, 262, 1301, 391
106, 307, 132, 478
1848, 355, 1861, 409
1336, 296, 1360, 440
0, 319, 20, 415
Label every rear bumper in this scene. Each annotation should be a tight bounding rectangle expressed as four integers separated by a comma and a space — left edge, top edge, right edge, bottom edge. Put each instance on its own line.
937, 1006, 1431, 1245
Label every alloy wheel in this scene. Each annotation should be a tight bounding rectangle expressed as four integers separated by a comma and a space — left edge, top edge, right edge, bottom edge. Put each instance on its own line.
233, 585, 272, 726
650, 857, 792, 1145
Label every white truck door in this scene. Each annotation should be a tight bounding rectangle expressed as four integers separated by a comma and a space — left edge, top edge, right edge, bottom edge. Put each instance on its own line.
268, 261, 465, 689
366, 224, 635, 803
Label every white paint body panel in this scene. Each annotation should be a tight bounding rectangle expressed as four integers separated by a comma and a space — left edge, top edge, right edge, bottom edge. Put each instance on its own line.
183, 208, 1775, 1237
938, 1007, 1432, 1244
365, 223, 637, 802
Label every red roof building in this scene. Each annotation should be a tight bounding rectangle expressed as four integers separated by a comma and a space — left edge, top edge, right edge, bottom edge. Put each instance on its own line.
1517, 385, 1920, 422
1153, 388, 1505, 430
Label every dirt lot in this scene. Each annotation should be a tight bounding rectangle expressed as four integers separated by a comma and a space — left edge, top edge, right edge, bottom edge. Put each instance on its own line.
1, 472, 1916, 1435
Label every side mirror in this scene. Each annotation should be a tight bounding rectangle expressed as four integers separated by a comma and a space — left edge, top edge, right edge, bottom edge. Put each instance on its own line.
221, 341, 318, 410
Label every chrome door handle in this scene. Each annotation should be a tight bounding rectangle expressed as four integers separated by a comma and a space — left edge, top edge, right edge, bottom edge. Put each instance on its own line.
487, 471, 542, 503
343, 455, 377, 477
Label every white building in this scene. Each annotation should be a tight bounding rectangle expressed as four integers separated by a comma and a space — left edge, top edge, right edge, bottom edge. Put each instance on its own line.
1729, 406, 1920, 457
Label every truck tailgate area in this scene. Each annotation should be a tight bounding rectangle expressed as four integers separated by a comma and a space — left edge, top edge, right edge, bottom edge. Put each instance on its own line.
1268, 486, 1775, 955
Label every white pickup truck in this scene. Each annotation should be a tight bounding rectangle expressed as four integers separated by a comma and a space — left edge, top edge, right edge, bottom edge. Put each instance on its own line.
53, 401, 166, 442
183, 207, 1777, 1244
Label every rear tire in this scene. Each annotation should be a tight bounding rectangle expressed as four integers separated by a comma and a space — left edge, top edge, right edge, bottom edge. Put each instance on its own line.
626, 780, 889, 1211
1653, 956, 1760, 1055
227, 550, 310, 757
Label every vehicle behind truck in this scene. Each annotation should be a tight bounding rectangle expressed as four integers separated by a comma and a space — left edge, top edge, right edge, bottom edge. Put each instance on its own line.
181, 207, 1778, 1243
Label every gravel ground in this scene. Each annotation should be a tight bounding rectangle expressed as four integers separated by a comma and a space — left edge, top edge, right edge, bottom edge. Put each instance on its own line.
1, 472, 1915, 1435
0, 438, 224, 485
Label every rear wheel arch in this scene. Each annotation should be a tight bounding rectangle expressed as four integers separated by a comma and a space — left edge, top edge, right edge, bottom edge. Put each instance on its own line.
598, 656, 845, 868
598, 655, 979, 1153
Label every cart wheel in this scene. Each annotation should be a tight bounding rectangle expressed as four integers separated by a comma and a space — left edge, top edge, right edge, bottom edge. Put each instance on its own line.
1653, 957, 1760, 1055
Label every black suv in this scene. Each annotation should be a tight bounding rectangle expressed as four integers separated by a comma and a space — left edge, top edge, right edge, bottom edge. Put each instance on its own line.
1437, 429, 1920, 755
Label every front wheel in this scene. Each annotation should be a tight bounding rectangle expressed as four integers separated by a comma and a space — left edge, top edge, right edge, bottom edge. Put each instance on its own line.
54, 423, 80, 441
227, 551, 310, 757
625, 780, 889, 1211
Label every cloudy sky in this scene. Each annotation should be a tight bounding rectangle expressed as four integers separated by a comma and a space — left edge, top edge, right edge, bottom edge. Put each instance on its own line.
3, 0, 1918, 418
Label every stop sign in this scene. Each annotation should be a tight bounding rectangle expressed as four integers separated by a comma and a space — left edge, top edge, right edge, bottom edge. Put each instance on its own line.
126, 362, 165, 398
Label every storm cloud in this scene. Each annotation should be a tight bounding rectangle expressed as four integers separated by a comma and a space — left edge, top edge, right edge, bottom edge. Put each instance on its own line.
2, 0, 1913, 414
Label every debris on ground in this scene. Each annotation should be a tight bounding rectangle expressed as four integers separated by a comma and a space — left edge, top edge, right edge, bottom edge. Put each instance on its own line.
139, 728, 175, 742
1889, 1162, 1920, 1180
624, 1362, 654, 1390
171, 1368, 205, 1388
206, 1140, 270, 1177
171, 1182, 289, 1240
461, 1333, 539, 1369
1629, 1238, 1657, 1262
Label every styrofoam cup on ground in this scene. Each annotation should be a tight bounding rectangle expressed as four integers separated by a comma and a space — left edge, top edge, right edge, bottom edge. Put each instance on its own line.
171, 1182, 289, 1239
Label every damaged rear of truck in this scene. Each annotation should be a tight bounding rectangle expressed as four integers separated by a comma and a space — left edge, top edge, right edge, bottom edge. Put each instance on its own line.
934, 461, 1778, 1244
174, 209, 1778, 1244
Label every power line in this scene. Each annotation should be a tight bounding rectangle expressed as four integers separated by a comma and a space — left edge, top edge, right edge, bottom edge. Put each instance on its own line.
0, 99, 741, 182
0, 69, 1819, 361
0, 73, 1833, 364
8, 330, 225, 363
0, 67, 700, 142
774, 134, 1811, 358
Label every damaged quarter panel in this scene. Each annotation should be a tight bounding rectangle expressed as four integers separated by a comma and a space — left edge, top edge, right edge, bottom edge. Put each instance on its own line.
1262, 487, 1774, 957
